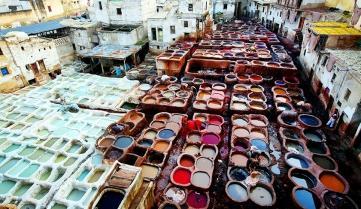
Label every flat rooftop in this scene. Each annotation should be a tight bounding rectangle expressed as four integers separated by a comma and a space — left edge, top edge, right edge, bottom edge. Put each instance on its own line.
326, 49, 361, 75
310, 22, 361, 36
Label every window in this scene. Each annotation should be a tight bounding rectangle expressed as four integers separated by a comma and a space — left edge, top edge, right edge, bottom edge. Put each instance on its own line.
262, 7, 265, 12
321, 56, 328, 66
223, 4, 228, 10
170, 26, 175, 34
0, 67, 9, 76
256, 5, 258, 10
0, 48, 3, 55
116, 8, 122, 15
157, 28, 163, 42
21, 46, 25, 51
344, 89, 351, 101
331, 73, 336, 83
184, 21, 188, 28
184, 32, 190, 37
188, 4, 193, 11
151, 28, 157, 41
269, 11, 272, 15
98, 1, 102, 10
48, 6, 52, 12
206, 1, 207, 10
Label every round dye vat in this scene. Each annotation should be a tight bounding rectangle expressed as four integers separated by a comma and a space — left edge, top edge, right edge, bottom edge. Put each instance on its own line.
249, 185, 274, 206
194, 101, 207, 109
138, 139, 153, 147
194, 114, 207, 122
274, 87, 287, 95
250, 119, 266, 127
298, 114, 321, 128
274, 80, 286, 86
184, 145, 200, 155
232, 102, 248, 111
150, 121, 166, 129
323, 191, 359, 209
303, 130, 323, 142
114, 136, 133, 149
285, 141, 304, 153
166, 122, 181, 133
229, 167, 249, 181
250, 129, 266, 139
256, 167, 273, 184
250, 86, 263, 93
290, 169, 317, 188
106, 149, 123, 161
187, 132, 201, 143
233, 138, 250, 151
208, 100, 222, 109
258, 153, 271, 167
206, 124, 222, 134
186, 191, 208, 208
277, 102, 292, 111
158, 129, 176, 140
313, 155, 336, 170
164, 186, 186, 204
98, 136, 114, 149
171, 99, 185, 107
196, 157, 213, 171
201, 133, 221, 145
179, 155, 195, 168
319, 172, 347, 193
282, 128, 300, 140
208, 115, 223, 126
191, 171, 210, 189
233, 117, 249, 126
250, 138, 268, 151
108, 123, 125, 135
161, 203, 179, 209
307, 142, 327, 154
172, 167, 191, 185
286, 154, 310, 169
231, 153, 248, 167
294, 188, 321, 209
144, 129, 157, 140
226, 182, 248, 202
153, 141, 170, 152
234, 127, 249, 138
201, 146, 217, 158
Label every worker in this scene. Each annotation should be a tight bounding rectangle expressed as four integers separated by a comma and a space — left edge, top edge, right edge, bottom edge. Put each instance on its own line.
111, 66, 123, 77
326, 109, 339, 129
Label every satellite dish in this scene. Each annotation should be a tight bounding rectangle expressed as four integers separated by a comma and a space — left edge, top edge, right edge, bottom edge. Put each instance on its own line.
357, 0, 361, 8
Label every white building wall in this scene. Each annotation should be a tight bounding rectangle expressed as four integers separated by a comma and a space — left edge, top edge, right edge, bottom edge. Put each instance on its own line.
98, 26, 146, 45
214, 0, 236, 19
53, 36, 75, 64
70, 28, 97, 52
6, 37, 60, 81
42, 0, 65, 18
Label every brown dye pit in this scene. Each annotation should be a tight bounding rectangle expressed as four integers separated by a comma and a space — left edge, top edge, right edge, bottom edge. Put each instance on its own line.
184, 145, 200, 155
196, 157, 213, 171
153, 141, 170, 152
234, 127, 250, 138
231, 153, 248, 167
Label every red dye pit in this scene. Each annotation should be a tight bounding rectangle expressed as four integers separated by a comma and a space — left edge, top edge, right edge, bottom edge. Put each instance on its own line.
173, 168, 191, 185
202, 133, 221, 145
180, 156, 194, 167
208, 115, 223, 125
187, 191, 208, 208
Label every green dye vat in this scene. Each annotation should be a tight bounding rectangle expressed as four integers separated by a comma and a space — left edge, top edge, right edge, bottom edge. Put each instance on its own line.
0, 158, 20, 174
77, 169, 90, 181
6, 112, 20, 120
37, 129, 50, 138
67, 143, 81, 154
37, 151, 53, 163
20, 203, 35, 209
51, 203, 67, 209
14, 183, 32, 196
29, 149, 45, 160
56, 140, 68, 150
88, 170, 104, 183
64, 157, 76, 167
39, 168, 52, 181
11, 124, 25, 130
26, 116, 41, 123
34, 186, 49, 200
55, 154, 66, 163
0, 180, 16, 194
52, 169, 65, 182
67, 189, 85, 201
8, 160, 30, 176
19, 164, 40, 178
0, 155, 5, 164
44, 138, 58, 148
19, 146, 36, 156
3, 144, 21, 153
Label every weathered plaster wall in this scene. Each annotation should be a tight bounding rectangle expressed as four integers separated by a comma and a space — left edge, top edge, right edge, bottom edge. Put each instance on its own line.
325, 0, 355, 11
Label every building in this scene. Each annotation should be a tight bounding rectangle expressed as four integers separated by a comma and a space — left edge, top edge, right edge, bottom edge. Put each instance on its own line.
0, 32, 61, 92
148, 0, 212, 51
246, 0, 355, 45
61, 18, 99, 53
213, 0, 239, 21
299, 21, 361, 143
98, 24, 146, 45
0, 0, 37, 27
88, 0, 157, 25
